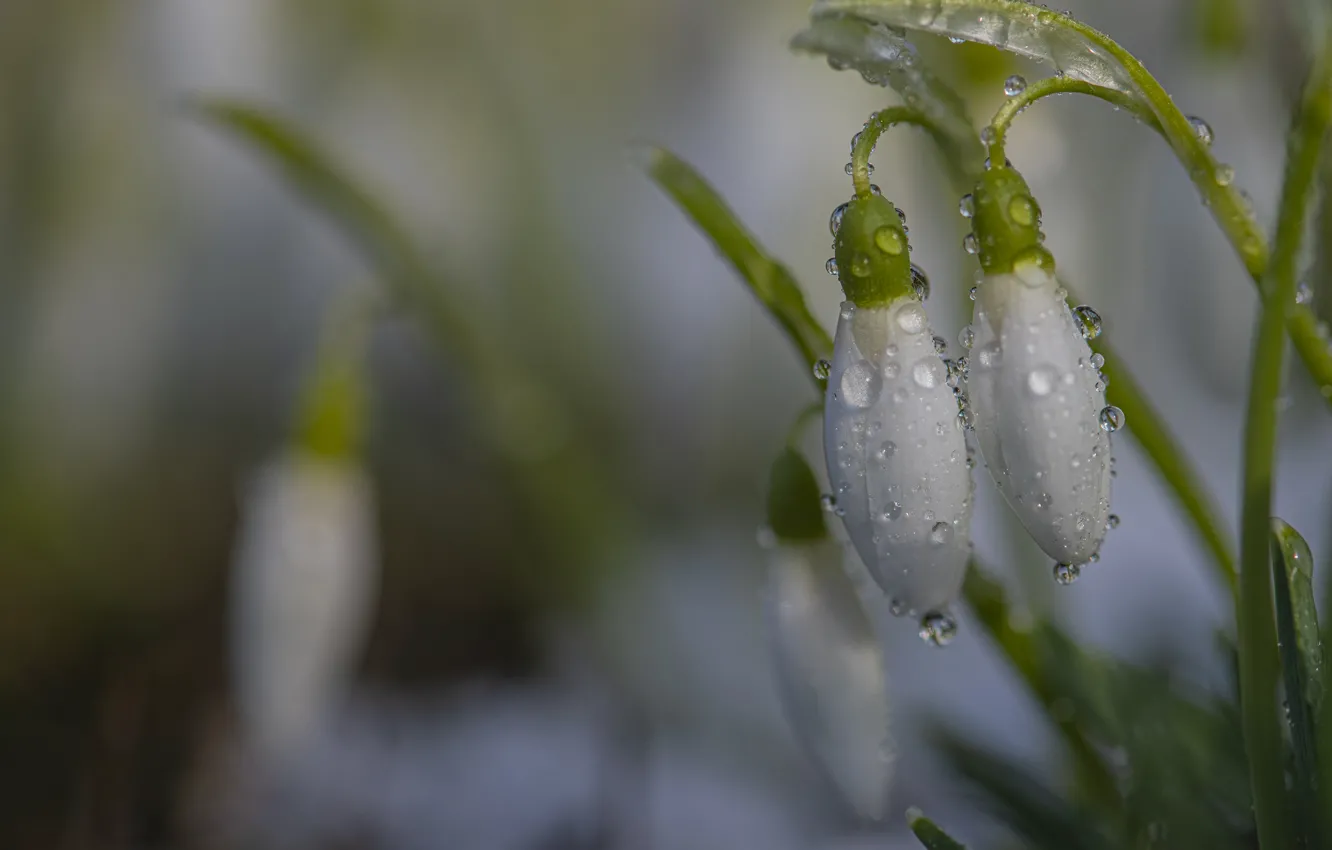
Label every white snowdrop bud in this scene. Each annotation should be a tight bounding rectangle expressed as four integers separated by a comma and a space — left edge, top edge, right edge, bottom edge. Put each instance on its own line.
765, 541, 891, 821
965, 165, 1112, 566
229, 451, 378, 758
823, 299, 973, 614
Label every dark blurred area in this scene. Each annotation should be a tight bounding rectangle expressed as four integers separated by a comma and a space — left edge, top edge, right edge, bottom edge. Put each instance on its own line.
1, 1, 1330, 848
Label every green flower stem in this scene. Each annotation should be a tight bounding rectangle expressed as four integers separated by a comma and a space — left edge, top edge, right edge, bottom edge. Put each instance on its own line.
850, 106, 950, 197
985, 76, 1160, 163
1237, 35, 1332, 850
784, 401, 824, 448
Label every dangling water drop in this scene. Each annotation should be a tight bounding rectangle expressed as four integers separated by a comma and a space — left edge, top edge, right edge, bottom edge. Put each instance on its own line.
1072, 305, 1103, 340
979, 126, 996, 145
1089, 352, 1106, 369
963, 233, 980, 254
1099, 405, 1125, 432
814, 359, 832, 380
933, 335, 947, 355
1107, 514, 1121, 530
825, 257, 838, 276
1187, 115, 1213, 147
958, 325, 975, 349
1003, 75, 1027, 96
918, 611, 957, 646
820, 493, 838, 512
959, 193, 975, 218
910, 264, 931, 300
1053, 562, 1081, 585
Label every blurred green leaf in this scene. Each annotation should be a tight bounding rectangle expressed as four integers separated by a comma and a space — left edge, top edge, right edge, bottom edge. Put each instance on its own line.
906, 807, 968, 849
296, 293, 375, 460
1271, 518, 1323, 849
766, 448, 827, 543
639, 145, 832, 384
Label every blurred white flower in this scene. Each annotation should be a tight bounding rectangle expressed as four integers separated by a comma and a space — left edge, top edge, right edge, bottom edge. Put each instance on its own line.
764, 541, 891, 822
823, 299, 973, 616
966, 263, 1112, 568
229, 450, 378, 759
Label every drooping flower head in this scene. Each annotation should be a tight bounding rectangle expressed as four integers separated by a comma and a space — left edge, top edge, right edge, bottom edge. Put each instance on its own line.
823, 192, 973, 618
963, 164, 1115, 577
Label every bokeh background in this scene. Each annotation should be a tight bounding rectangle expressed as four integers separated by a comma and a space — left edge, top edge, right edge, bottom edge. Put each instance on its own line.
1, 0, 1330, 847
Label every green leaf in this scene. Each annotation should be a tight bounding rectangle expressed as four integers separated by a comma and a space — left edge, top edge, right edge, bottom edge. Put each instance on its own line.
1271, 519, 1324, 849
194, 100, 474, 356
639, 146, 831, 383
766, 448, 827, 543
905, 807, 967, 850
296, 293, 375, 460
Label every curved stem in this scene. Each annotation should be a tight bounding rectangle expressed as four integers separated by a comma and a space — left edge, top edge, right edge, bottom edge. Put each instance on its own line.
785, 401, 825, 447
850, 106, 951, 197
1238, 35, 1332, 850
985, 76, 1160, 163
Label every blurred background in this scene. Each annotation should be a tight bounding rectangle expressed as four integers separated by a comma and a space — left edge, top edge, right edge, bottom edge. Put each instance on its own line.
2, 0, 1331, 847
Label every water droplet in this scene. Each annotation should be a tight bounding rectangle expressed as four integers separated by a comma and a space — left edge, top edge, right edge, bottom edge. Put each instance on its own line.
976, 341, 1003, 369
959, 193, 975, 218
869, 184, 883, 196
820, 493, 838, 512
944, 359, 963, 387
830, 202, 849, 235
849, 131, 862, 155
1072, 305, 1103, 340
878, 440, 897, 460
948, 35, 965, 43
1297, 280, 1314, 305
813, 359, 831, 380
841, 360, 883, 408
957, 326, 975, 350
919, 611, 958, 646
896, 303, 928, 334
1035, 492, 1053, 510
913, 357, 946, 389
1215, 164, 1235, 186
874, 226, 904, 256
850, 251, 872, 277
1027, 365, 1058, 396
929, 521, 953, 545
1187, 115, 1213, 147
1003, 74, 1027, 96
1090, 352, 1106, 369
896, 208, 907, 225
969, 286, 977, 301
910, 264, 930, 300
1008, 195, 1035, 226
883, 501, 903, 521
1099, 405, 1125, 432
1053, 562, 1081, 585
979, 125, 996, 145
933, 335, 947, 354
1107, 514, 1121, 530
963, 233, 980, 254
889, 597, 907, 616
882, 362, 900, 379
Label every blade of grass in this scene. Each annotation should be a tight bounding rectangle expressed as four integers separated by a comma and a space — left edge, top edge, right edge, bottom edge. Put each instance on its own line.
638, 146, 832, 385
1237, 29, 1332, 850
1271, 519, 1323, 849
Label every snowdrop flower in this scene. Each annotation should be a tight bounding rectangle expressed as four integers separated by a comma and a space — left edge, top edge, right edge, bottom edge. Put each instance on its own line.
962, 165, 1115, 576
762, 448, 892, 821
230, 450, 379, 759
823, 192, 973, 618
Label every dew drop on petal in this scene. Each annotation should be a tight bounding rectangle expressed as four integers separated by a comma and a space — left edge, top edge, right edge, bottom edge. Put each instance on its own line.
919, 611, 957, 646
883, 501, 903, 521
820, 493, 838, 512
813, 359, 832, 380
976, 341, 1003, 369
1003, 74, 1027, 96
878, 440, 897, 460
841, 360, 883, 408
929, 521, 953, 545
1090, 352, 1106, 369
958, 325, 975, 349
912, 357, 945, 389
1027, 365, 1058, 396
932, 335, 947, 354
1187, 115, 1213, 147
896, 303, 928, 334
1072, 305, 1103, 340
882, 361, 900, 379
910, 264, 931, 300
1053, 562, 1081, 585
874, 226, 904, 256
1099, 405, 1125, 432
1107, 514, 1121, 530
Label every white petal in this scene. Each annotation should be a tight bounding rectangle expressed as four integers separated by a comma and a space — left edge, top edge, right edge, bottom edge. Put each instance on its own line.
229, 451, 379, 758
765, 543, 892, 821
967, 269, 1112, 563
823, 300, 973, 614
